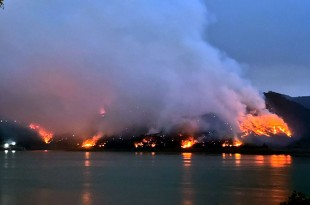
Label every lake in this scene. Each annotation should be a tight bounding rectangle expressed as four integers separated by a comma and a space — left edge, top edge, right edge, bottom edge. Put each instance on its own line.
1, 151, 310, 205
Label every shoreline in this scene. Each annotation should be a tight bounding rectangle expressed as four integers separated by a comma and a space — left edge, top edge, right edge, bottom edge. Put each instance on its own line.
2, 147, 310, 157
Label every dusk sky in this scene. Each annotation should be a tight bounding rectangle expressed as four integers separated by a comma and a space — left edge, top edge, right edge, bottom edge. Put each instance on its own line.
206, 0, 310, 96
0, 0, 309, 134
1, 2, 310, 205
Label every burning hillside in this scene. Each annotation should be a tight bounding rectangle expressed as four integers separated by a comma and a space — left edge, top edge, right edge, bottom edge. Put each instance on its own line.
81, 134, 102, 148
239, 113, 292, 138
29, 123, 53, 144
181, 137, 198, 149
0, 97, 296, 151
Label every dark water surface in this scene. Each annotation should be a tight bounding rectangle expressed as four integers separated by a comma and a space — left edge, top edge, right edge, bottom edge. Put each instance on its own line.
1, 151, 310, 205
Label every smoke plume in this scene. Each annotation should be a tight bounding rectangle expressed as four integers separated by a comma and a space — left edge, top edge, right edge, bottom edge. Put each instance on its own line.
0, 0, 265, 136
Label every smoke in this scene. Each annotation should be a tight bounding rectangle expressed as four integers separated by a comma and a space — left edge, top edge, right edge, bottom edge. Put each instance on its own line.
0, 0, 265, 136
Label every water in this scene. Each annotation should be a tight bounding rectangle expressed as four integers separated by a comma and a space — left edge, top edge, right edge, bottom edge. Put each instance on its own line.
1, 151, 310, 205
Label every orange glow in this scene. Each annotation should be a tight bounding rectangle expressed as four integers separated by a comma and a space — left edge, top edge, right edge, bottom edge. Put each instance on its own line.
134, 137, 157, 148
181, 137, 197, 149
182, 153, 192, 167
222, 139, 243, 147
235, 153, 241, 166
255, 155, 265, 166
233, 139, 243, 147
239, 113, 292, 138
82, 134, 102, 148
134, 142, 144, 148
270, 155, 292, 168
29, 123, 53, 144
222, 141, 231, 148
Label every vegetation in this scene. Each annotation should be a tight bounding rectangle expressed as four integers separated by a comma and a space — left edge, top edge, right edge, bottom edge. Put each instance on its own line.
0, 0, 3, 8
280, 191, 310, 205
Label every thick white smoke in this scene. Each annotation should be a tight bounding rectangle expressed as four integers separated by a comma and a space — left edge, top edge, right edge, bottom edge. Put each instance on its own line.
0, 0, 265, 135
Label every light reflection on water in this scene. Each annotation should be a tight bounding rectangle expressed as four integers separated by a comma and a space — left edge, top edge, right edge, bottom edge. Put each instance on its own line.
270, 155, 292, 168
234, 153, 241, 166
0, 151, 309, 205
182, 153, 193, 205
221, 153, 292, 204
82, 152, 92, 205
2, 151, 16, 169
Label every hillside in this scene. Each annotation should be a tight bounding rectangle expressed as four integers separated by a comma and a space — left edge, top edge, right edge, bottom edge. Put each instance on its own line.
264, 91, 310, 147
290, 96, 310, 110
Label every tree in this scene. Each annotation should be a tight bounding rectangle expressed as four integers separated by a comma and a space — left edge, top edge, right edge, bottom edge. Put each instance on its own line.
280, 191, 310, 205
0, 0, 3, 8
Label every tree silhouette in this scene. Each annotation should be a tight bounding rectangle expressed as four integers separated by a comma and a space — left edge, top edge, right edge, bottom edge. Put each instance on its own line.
0, 0, 3, 8
280, 191, 310, 205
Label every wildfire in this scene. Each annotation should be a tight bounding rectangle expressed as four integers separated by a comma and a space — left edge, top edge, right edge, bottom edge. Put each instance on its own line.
233, 139, 243, 147
134, 137, 157, 148
82, 134, 102, 148
222, 139, 243, 148
239, 113, 292, 138
181, 137, 197, 149
134, 142, 144, 148
29, 123, 53, 144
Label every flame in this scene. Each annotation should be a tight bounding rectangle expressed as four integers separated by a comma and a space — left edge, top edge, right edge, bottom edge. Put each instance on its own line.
134, 142, 144, 148
29, 123, 53, 144
233, 139, 243, 147
239, 113, 292, 138
82, 134, 102, 148
134, 137, 157, 148
222, 141, 232, 148
222, 139, 243, 147
181, 137, 197, 149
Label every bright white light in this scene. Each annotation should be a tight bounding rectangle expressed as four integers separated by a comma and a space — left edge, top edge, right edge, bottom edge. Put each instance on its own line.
4, 150, 8, 154
4, 143, 9, 149
12, 150, 16, 153
11, 142, 16, 146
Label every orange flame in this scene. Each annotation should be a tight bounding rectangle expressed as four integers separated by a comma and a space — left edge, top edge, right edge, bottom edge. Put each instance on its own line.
29, 123, 53, 144
134, 142, 144, 148
82, 134, 102, 148
134, 137, 157, 148
222, 139, 242, 147
181, 137, 197, 149
239, 113, 292, 138
233, 139, 243, 147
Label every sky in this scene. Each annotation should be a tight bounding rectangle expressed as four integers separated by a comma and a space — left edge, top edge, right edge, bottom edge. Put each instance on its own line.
0, 0, 308, 135
205, 0, 310, 96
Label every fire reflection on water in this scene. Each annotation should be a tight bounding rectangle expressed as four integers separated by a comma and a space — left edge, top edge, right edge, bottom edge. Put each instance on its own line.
84, 152, 90, 167
270, 155, 292, 168
222, 153, 292, 204
82, 152, 92, 205
222, 153, 292, 168
235, 153, 241, 166
255, 155, 265, 165
183, 153, 192, 168
182, 153, 194, 205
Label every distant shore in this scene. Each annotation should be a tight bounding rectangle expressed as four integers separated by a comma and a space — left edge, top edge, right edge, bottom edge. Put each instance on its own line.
3, 147, 310, 157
